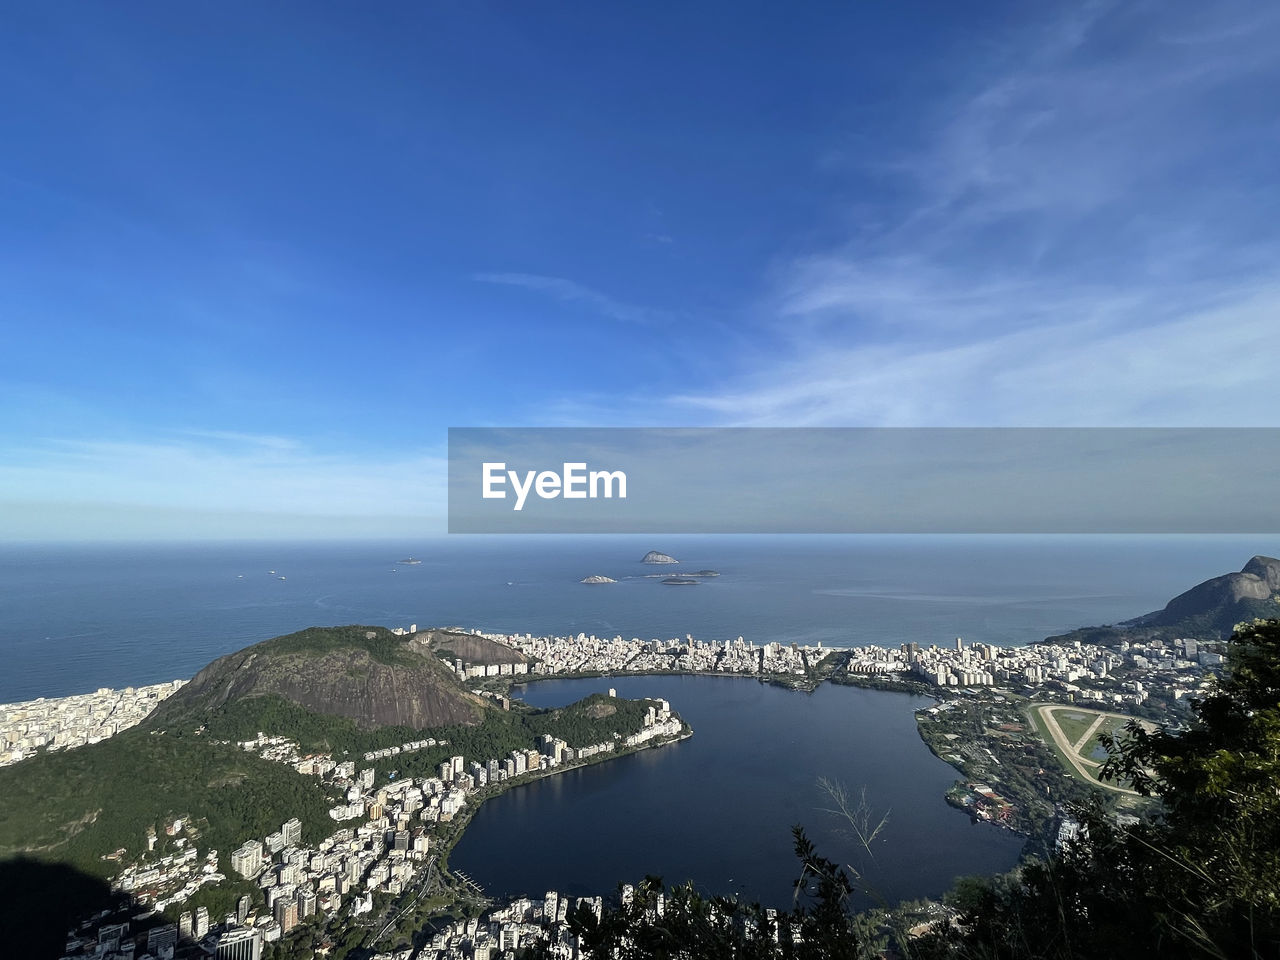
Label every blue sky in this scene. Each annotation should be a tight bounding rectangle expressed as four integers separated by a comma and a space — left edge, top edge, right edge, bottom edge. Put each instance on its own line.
2, 1, 1278, 538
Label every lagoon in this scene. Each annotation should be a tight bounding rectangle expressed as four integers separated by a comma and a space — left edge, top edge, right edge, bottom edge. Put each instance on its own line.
451, 674, 1026, 910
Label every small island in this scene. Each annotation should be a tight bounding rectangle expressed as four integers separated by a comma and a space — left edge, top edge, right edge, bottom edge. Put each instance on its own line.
661, 577, 700, 585
642, 550, 679, 564
580, 575, 617, 584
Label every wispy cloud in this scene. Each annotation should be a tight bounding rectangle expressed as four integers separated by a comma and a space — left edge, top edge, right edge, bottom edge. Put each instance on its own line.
673, 1, 1280, 427
167, 428, 304, 452
474, 272, 666, 325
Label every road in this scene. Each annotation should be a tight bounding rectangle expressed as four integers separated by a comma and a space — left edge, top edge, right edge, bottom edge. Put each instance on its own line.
367, 855, 439, 946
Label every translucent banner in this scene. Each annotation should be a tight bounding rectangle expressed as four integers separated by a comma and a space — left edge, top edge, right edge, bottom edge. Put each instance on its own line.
447, 428, 1280, 533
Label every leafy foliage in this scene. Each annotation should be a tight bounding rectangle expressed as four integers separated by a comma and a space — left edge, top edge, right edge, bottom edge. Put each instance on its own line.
248, 624, 418, 667
0, 728, 335, 874
559, 828, 884, 960
917, 618, 1280, 960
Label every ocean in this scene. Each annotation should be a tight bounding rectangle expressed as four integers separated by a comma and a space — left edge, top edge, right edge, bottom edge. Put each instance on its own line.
0, 534, 1271, 703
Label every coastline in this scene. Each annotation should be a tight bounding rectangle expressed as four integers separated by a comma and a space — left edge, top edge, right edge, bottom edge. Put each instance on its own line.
434, 727, 694, 883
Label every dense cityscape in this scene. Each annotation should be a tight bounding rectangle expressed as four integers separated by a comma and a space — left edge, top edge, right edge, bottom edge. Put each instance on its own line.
48, 675, 682, 960
0, 623, 1232, 960
477, 631, 817, 678
0, 681, 187, 767
844, 633, 1223, 713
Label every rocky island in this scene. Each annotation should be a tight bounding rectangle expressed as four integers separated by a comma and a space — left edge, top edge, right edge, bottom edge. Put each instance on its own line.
580, 575, 617, 584
641, 550, 678, 564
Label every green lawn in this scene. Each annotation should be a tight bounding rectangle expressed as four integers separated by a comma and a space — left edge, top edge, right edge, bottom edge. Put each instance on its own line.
1051, 709, 1099, 747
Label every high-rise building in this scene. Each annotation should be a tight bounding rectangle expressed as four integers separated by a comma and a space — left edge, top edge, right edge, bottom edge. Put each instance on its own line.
215, 926, 263, 960
178, 911, 193, 940
236, 895, 251, 925
281, 817, 302, 847
298, 888, 317, 918
231, 841, 264, 879
274, 896, 299, 934
147, 924, 178, 955
195, 906, 210, 938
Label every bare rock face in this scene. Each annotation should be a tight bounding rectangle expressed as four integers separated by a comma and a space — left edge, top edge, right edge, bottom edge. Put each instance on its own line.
151, 625, 489, 731
1046, 555, 1280, 646
1242, 555, 1280, 593
1158, 559, 1277, 623
413, 628, 529, 666
584, 700, 617, 720
1122, 555, 1280, 638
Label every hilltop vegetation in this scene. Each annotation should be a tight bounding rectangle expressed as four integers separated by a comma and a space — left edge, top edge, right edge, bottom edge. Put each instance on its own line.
148, 625, 488, 731
0, 729, 334, 875
250, 624, 421, 666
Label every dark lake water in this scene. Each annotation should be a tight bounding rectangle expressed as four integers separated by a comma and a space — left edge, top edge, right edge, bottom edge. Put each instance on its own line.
450, 674, 1026, 910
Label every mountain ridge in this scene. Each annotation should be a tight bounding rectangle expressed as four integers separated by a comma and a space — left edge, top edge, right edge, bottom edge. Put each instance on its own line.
1043, 555, 1280, 646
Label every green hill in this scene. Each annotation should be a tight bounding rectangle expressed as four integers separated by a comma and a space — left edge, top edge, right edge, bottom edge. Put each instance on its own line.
147, 625, 490, 732
0, 625, 680, 881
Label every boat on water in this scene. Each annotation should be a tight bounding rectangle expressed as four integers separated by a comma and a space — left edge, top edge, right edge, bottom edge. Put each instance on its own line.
278, 576, 287, 580
398, 557, 423, 565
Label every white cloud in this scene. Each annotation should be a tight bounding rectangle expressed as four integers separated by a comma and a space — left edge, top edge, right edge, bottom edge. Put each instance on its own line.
672, 1, 1280, 427
675, 286, 1279, 426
